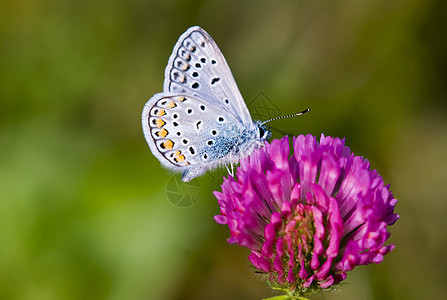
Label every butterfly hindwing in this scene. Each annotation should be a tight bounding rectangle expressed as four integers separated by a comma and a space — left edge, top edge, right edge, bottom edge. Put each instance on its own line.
142, 93, 247, 176
163, 26, 253, 126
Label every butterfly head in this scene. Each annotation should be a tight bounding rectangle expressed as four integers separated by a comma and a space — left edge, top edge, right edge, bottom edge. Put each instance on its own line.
256, 122, 271, 143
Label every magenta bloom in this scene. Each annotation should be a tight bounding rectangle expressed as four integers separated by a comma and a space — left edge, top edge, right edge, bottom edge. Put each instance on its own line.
214, 134, 399, 295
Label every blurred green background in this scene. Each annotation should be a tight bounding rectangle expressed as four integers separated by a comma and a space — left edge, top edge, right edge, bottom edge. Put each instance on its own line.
1, 0, 446, 299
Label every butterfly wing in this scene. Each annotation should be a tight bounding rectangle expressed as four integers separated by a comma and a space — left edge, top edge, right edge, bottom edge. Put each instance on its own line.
142, 93, 249, 181
163, 26, 253, 126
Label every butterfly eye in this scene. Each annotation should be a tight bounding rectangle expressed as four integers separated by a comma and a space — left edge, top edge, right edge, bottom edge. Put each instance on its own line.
258, 125, 269, 140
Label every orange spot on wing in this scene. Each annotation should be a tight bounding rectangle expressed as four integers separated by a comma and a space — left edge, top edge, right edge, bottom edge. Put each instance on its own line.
174, 154, 185, 162
163, 140, 174, 150
157, 109, 166, 116
156, 119, 165, 128
167, 101, 176, 108
157, 128, 168, 137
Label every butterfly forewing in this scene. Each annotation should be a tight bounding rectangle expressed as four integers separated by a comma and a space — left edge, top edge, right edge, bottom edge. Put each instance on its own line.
163, 26, 253, 126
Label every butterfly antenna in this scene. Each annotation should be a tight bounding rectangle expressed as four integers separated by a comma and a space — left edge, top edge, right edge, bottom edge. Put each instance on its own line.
260, 108, 311, 126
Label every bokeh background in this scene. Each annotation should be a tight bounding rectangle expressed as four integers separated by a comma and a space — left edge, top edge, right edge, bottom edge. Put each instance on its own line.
1, 0, 446, 299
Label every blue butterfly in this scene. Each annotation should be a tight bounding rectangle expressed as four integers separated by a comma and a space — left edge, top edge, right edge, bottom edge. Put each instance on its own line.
142, 26, 271, 182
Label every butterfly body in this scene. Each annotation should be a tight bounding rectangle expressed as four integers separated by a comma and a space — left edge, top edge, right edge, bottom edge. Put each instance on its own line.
142, 26, 270, 182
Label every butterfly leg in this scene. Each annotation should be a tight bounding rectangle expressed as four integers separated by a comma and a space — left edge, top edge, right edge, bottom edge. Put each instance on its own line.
225, 164, 234, 177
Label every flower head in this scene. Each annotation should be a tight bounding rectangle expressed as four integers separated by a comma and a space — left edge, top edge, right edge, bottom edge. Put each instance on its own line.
214, 135, 399, 295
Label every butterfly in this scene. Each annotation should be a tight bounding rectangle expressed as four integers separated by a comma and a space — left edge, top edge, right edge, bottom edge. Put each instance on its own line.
142, 26, 271, 182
